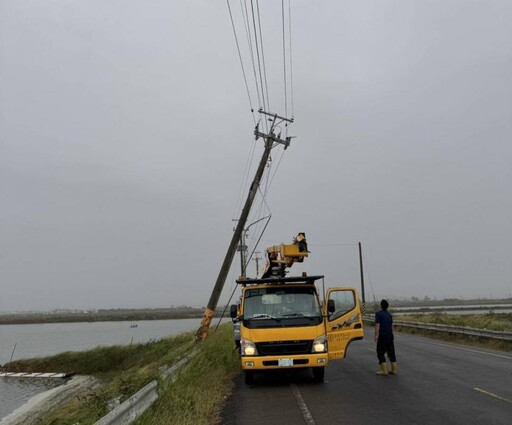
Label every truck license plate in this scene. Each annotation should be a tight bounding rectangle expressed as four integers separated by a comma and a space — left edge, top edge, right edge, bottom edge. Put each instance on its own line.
278, 358, 293, 367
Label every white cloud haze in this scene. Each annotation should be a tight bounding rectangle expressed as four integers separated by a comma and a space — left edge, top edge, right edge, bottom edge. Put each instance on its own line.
1, 1, 511, 312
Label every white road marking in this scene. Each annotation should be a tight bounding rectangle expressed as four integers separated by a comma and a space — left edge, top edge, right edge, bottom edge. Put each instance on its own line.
474, 387, 512, 404
420, 340, 512, 360
368, 339, 512, 362
291, 384, 316, 425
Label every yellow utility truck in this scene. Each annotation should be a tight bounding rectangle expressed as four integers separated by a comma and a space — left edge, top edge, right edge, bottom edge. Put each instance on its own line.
230, 234, 364, 384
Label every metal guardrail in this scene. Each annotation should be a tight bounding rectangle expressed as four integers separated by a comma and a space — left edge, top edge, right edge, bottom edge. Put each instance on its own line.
95, 380, 159, 425
363, 316, 512, 341
94, 351, 197, 425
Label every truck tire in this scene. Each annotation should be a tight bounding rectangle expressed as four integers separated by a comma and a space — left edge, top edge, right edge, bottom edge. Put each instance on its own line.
244, 370, 254, 385
312, 366, 325, 383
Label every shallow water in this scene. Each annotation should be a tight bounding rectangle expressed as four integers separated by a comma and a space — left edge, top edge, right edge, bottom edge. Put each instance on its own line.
0, 378, 64, 419
0, 317, 207, 418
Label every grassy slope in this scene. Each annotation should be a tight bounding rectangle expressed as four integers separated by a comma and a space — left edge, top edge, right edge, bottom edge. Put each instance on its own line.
137, 324, 240, 425
2, 325, 239, 425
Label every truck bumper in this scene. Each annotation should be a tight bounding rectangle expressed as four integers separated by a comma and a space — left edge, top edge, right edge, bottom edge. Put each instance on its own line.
241, 353, 329, 370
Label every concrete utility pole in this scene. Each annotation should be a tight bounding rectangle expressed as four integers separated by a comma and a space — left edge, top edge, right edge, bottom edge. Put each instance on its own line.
240, 230, 248, 278
196, 111, 293, 340
253, 251, 261, 276
358, 242, 366, 312
233, 220, 248, 278
238, 231, 248, 278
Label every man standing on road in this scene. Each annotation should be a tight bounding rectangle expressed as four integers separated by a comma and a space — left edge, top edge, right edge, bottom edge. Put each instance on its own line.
374, 299, 397, 376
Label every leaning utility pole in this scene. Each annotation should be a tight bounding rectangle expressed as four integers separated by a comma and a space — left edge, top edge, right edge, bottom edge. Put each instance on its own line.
196, 111, 293, 340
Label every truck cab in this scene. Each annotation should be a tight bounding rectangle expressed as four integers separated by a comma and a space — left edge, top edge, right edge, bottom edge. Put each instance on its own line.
230, 275, 364, 384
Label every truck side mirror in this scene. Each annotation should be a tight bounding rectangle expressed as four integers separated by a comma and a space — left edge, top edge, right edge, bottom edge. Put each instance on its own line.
230, 304, 238, 319
327, 299, 335, 314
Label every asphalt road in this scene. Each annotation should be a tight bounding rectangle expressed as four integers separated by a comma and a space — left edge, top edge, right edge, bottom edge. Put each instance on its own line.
220, 330, 512, 424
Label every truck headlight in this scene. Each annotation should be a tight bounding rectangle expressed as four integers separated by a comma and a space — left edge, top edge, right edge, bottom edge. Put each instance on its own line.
241, 338, 258, 356
312, 335, 327, 353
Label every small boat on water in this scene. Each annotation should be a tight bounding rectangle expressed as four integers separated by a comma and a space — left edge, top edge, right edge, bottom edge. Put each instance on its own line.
130, 324, 138, 328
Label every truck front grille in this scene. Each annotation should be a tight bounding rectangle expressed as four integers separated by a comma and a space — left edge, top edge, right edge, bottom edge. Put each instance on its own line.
256, 340, 312, 356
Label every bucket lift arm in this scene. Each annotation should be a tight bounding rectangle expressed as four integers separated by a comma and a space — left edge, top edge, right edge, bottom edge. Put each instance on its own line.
260, 233, 309, 278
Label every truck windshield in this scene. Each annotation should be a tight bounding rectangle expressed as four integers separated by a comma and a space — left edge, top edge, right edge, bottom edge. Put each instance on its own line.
243, 286, 321, 321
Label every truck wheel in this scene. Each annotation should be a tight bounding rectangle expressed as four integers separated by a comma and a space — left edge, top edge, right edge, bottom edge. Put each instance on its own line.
312, 367, 325, 383
244, 370, 254, 385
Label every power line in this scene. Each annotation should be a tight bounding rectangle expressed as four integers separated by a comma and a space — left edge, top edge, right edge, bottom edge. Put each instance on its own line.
282, 0, 288, 118
250, 0, 267, 114
228, 0, 294, 132
232, 135, 258, 221
226, 0, 256, 124
245, 213, 272, 269
288, 0, 294, 119
226, 0, 296, 220
308, 243, 359, 247
240, 0, 262, 111
255, 0, 271, 113
267, 144, 285, 189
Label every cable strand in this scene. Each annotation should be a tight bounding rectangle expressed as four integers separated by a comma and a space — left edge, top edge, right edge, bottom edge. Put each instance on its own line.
226, 0, 256, 123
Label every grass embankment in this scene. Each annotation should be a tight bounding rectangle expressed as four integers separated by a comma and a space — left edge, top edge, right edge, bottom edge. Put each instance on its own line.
2, 324, 240, 425
137, 325, 240, 425
392, 312, 512, 351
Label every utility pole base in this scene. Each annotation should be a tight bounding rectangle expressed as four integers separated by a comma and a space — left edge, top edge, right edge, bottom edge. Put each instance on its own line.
195, 308, 214, 341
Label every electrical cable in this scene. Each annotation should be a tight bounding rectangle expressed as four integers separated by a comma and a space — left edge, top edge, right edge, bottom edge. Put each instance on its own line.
240, 0, 263, 112
242, 162, 274, 267
282, 0, 288, 118
228, 0, 295, 128
248, 183, 272, 250
232, 135, 258, 220
256, 0, 271, 113
267, 145, 286, 189
226, 0, 256, 124
288, 0, 294, 119
308, 243, 359, 247
245, 213, 272, 268
213, 283, 239, 333
250, 0, 267, 117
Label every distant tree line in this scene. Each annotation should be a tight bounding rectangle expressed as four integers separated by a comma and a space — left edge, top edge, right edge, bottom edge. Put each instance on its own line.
0, 307, 209, 325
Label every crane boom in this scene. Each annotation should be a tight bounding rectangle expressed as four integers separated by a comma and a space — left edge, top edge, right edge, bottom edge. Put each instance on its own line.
259, 233, 309, 279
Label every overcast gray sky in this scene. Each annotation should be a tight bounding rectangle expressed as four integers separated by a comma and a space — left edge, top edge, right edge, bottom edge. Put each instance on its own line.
1, 1, 511, 312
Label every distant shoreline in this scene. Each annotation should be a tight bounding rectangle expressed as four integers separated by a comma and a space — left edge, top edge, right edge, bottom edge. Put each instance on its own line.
2, 299, 511, 325
0, 308, 208, 325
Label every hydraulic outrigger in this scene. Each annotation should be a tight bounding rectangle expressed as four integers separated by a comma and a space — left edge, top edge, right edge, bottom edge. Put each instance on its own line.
196, 110, 294, 341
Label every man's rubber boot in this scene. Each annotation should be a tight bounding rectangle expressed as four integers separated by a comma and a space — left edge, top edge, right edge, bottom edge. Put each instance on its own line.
376, 363, 388, 376
389, 362, 398, 375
